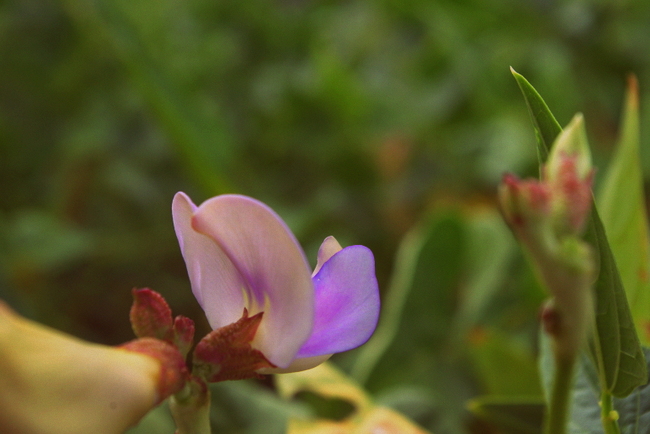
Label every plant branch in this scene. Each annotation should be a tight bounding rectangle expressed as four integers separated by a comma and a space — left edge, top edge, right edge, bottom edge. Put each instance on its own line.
545, 353, 576, 434
169, 377, 211, 434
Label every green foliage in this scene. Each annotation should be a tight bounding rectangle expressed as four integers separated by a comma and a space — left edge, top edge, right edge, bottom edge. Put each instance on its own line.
511, 70, 647, 398
61, 0, 236, 195
276, 362, 430, 433
351, 207, 541, 432
126, 405, 176, 434
511, 68, 561, 164
540, 340, 650, 434
352, 211, 466, 389
468, 396, 544, 434
469, 329, 542, 397
209, 381, 304, 434
3, 0, 650, 433
587, 209, 648, 397
598, 77, 650, 348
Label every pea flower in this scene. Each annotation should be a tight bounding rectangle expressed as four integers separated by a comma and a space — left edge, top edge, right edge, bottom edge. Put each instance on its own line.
172, 192, 380, 374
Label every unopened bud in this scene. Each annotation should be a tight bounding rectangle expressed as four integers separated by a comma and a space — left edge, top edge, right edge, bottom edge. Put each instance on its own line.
498, 113, 596, 359
544, 114, 594, 235
173, 315, 195, 358
498, 173, 551, 231
130, 288, 173, 341
546, 114, 592, 182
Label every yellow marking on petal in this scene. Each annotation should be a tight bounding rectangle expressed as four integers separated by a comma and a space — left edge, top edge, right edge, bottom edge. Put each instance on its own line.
250, 294, 272, 349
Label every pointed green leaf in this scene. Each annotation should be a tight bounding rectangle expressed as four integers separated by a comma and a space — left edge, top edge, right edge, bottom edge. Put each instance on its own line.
512, 71, 647, 397
585, 206, 647, 397
598, 75, 650, 347
510, 67, 562, 162
542, 345, 650, 434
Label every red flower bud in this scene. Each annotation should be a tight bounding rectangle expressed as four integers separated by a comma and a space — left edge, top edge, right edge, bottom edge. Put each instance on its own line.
173, 315, 195, 357
130, 288, 173, 341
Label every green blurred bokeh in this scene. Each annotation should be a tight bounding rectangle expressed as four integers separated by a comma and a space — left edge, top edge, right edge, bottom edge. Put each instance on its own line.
2, 0, 650, 433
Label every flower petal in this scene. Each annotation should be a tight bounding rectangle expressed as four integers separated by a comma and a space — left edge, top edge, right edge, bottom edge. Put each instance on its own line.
296, 245, 380, 358
312, 236, 343, 276
0, 302, 161, 434
257, 354, 331, 374
172, 192, 246, 329
190, 194, 314, 368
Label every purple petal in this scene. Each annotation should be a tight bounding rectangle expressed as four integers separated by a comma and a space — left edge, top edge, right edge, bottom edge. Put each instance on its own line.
172, 192, 246, 328
190, 194, 315, 368
296, 245, 380, 358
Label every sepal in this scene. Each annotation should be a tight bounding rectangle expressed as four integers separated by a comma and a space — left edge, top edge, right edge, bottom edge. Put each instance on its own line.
192, 309, 275, 382
130, 288, 174, 341
120, 337, 189, 404
173, 315, 195, 358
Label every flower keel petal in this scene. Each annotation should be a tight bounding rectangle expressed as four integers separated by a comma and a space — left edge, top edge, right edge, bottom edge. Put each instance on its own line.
191, 195, 314, 368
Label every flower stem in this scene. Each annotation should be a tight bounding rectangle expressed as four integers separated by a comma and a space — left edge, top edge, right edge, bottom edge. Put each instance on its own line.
600, 391, 621, 434
544, 353, 576, 434
169, 377, 211, 434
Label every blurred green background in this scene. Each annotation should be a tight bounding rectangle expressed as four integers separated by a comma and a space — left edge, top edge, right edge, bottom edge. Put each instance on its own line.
2, 0, 650, 433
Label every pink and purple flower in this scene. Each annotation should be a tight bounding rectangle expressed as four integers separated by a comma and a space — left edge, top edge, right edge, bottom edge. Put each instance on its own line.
172, 192, 380, 373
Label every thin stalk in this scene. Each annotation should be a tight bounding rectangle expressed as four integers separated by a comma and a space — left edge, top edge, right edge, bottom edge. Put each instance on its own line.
169, 377, 211, 434
600, 391, 621, 434
544, 354, 576, 434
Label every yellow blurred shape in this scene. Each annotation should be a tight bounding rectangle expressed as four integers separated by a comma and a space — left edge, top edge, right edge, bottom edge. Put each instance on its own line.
0, 301, 161, 434
276, 362, 431, 434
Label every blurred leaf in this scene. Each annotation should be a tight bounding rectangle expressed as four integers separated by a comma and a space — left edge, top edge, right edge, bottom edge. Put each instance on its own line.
540, 335, 650, 434
351, 209, 507, 433
129, 380, 307, 434
450, 210, 517, 341
3, 210, 92, 274
350, 208, 531, 432
276, 362, 430, 434
374, 386, 438, 430
597, 75, 650, 347
126, 404, 175, 434
468, 328, 542, 397
209, 379, 306, 434
512, 70, 647, 398
467, 395, 544, 434
351, 211, 465, 387
294, 391, 356, 421
60, 0, 235, 195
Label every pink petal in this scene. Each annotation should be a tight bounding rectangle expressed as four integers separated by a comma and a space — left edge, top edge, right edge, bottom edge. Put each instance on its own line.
257, 354, 331, 374
190, 194, 315, 368
172, 192, 246, 329
312, 236, 343, 276
296, 245, 380, 358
